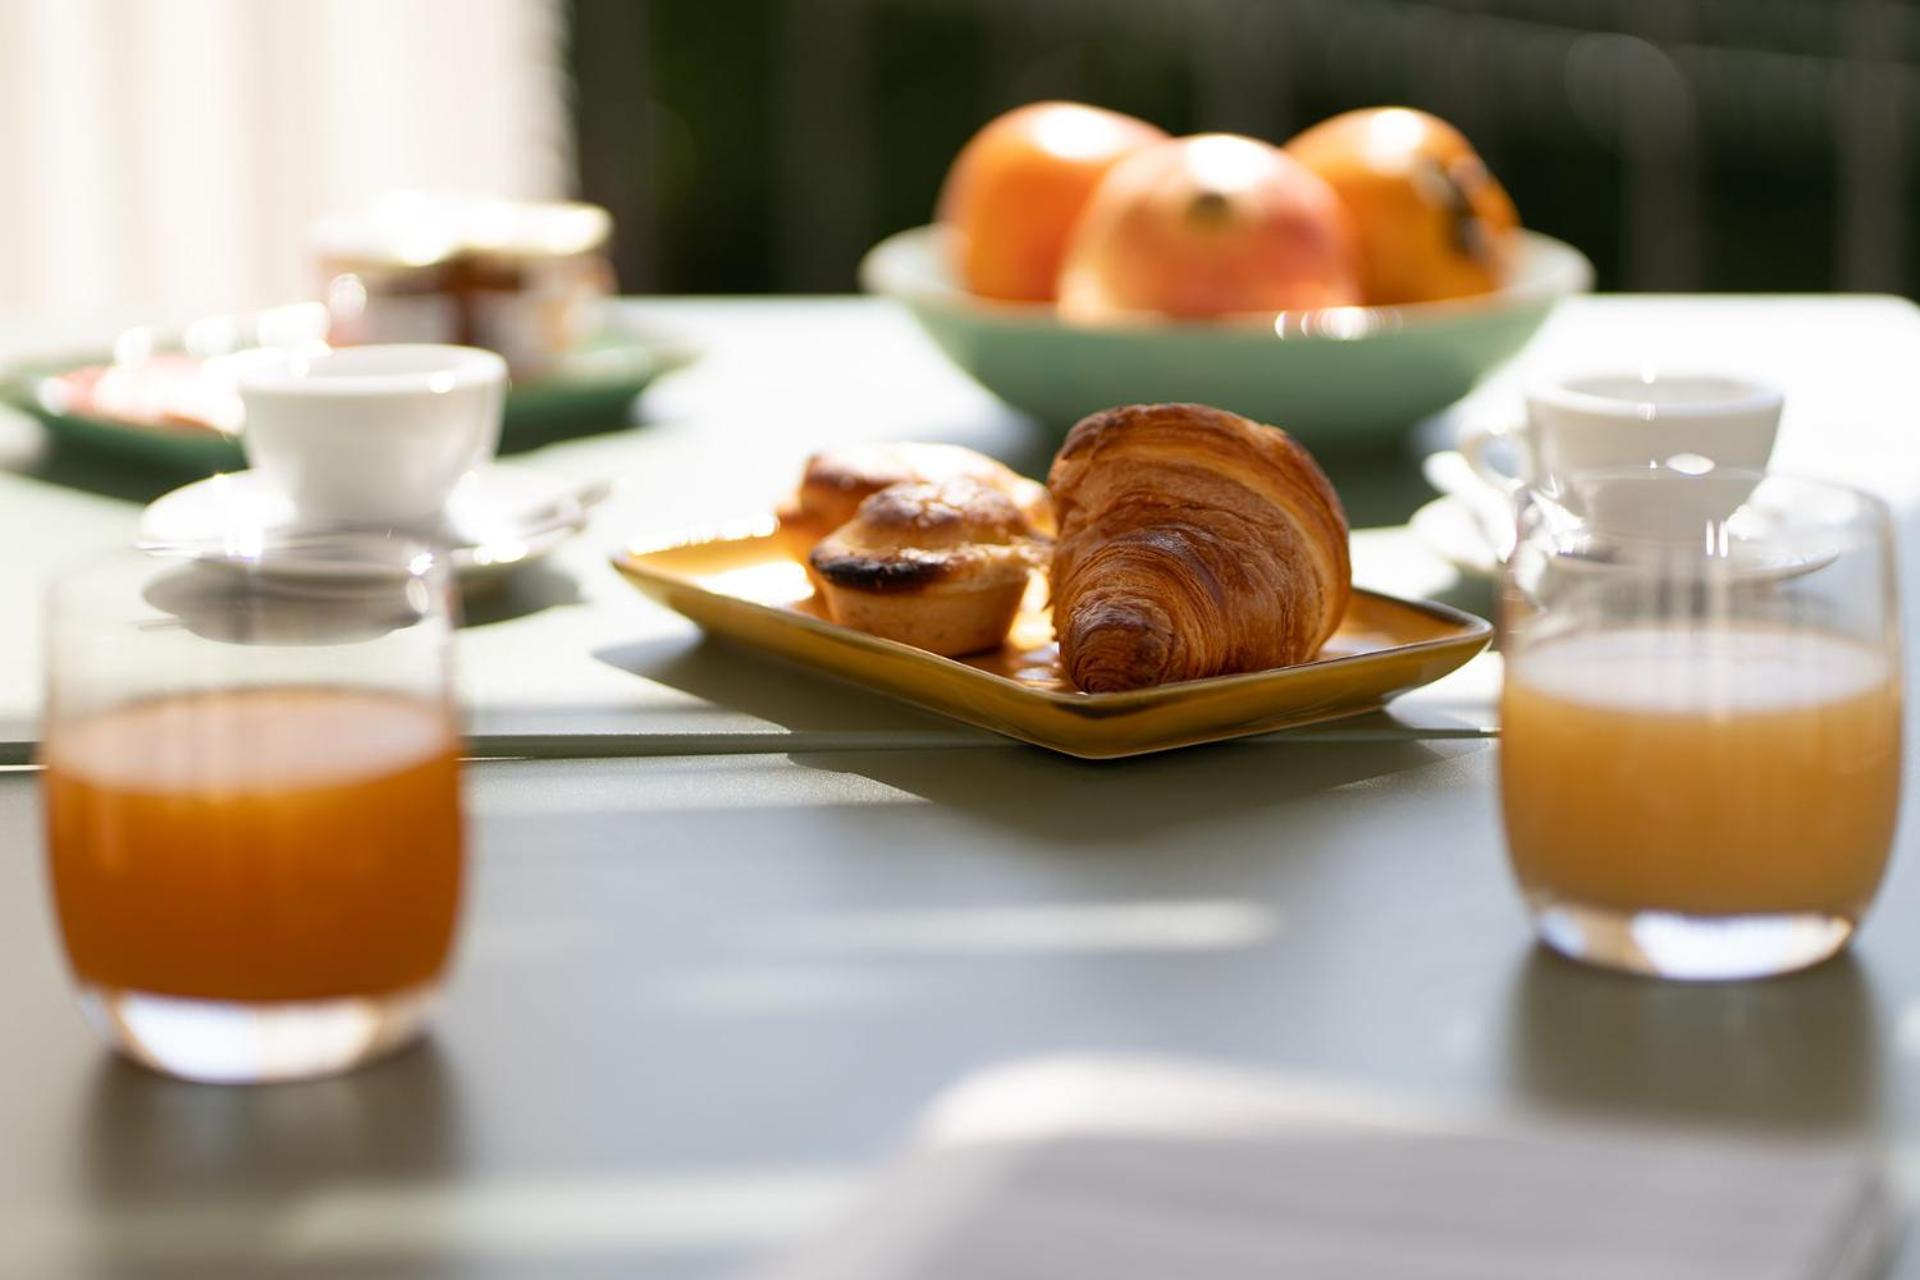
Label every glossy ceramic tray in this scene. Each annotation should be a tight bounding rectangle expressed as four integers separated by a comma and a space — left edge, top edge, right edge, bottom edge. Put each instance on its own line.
0, 313, 694, 473
613, 519, 1493, 758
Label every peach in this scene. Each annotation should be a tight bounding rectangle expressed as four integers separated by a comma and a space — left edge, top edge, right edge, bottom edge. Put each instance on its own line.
1286, 107, 1520, 305
937, 102, 1166, 303
1055, 133, 1363, 322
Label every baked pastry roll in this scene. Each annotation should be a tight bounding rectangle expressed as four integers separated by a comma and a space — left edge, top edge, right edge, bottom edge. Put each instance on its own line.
778, 442, 1054, 558
809, 478, 1045, 656
1048, 402, 1350, 692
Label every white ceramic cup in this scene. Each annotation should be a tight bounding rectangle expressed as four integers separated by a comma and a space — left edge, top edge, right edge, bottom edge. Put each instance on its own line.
1459, 371, 1784, 539
1463, 372, 1782, 492
217, 344, 508, 527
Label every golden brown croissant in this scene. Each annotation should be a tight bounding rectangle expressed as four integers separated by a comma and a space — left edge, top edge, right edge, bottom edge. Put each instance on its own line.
809, 477, 1046, 656
1047, 403, 1350, 692
777, 442, 1054, 559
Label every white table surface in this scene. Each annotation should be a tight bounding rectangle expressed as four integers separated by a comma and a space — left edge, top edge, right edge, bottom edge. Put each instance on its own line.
0, 296, 1502, 752
4, 294, 1919, 750
5, 293, 1920, 753
2, 295, 1919, 1278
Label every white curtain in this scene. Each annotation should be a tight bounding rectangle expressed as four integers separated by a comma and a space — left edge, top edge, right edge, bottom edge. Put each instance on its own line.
0, 0, 569, 321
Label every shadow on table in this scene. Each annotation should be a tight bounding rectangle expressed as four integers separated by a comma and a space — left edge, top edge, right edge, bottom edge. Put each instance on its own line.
1505, 947, 1883, 1135
598, 630, 1486, 749
1424, 572, 1498, 631
595, 633, 971, 736
461, 560, 586, 628
495, 400, 663, 457
1316, 441, 1441, 531
78, 1036, 466, 1206
789, 736, 1469, 846
14, 444, 198, 507
989, 432, 1434, 534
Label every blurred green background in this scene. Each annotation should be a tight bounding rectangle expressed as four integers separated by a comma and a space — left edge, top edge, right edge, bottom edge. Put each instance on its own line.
567, 0, 1914, 298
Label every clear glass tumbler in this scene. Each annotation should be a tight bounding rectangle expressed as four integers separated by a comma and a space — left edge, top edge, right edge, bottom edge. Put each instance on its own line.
1500, 467, 1902, 980
41, 536, 464, 1082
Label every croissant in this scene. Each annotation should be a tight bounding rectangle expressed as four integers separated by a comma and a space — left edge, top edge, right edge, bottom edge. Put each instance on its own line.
1047, 403, 1350, 692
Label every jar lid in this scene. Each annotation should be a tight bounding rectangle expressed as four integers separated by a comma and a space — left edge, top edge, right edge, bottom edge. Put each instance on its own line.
314, 193, 612, 268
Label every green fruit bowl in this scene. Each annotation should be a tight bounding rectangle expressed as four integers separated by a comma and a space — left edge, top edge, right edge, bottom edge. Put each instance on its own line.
860, 224, 1591, 447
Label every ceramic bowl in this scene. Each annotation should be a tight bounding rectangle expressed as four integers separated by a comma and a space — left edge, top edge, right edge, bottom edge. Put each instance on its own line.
860, 224, 1592, 447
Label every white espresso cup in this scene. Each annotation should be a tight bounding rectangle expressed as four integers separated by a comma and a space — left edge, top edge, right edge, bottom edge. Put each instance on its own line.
1463, 371, 1783, 496
216, 344, 508, 527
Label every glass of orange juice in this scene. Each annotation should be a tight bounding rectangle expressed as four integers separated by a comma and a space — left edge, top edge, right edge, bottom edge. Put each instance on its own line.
1500, 467, 1902, 980
41, 536, 464, 1082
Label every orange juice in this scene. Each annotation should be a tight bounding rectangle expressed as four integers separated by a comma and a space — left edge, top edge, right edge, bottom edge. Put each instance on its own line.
44, 686, 462, 1004
1501, 626, 1901, 919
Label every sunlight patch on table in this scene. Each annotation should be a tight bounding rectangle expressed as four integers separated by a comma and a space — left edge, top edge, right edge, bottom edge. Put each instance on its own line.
1350, 525, 1462, 601
770, 899, 1279, 956
1892, 1002, 1920, 1060
470, 758, 925, 818
0, 1167, 861, 1267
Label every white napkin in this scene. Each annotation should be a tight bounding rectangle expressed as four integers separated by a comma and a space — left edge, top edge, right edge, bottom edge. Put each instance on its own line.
764, 1056, 1891, 1280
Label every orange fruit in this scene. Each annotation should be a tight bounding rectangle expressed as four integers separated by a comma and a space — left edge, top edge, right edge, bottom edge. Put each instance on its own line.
1055, 133, 1362, 321
937, 102, 1166, 303
1285, 107, 1519, 305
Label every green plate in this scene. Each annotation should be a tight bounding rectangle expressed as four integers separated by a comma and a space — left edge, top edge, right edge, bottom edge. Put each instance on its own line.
860, 225, 1591, 446
0, 322, 696, 474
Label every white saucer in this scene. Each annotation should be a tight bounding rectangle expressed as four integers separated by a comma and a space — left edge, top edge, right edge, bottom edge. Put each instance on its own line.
141, 464, 606, 583
1411, 491, 1840, 585
1413, 449, 1517, 579
1412, 493, 1504, 580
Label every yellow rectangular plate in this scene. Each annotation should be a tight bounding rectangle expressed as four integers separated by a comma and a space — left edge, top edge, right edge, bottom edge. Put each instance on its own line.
612, 519, 1492, 759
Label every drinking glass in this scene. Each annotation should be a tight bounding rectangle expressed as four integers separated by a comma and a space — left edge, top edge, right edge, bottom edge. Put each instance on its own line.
41, 536, 464, 1082
1500, 467, 1902, 980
